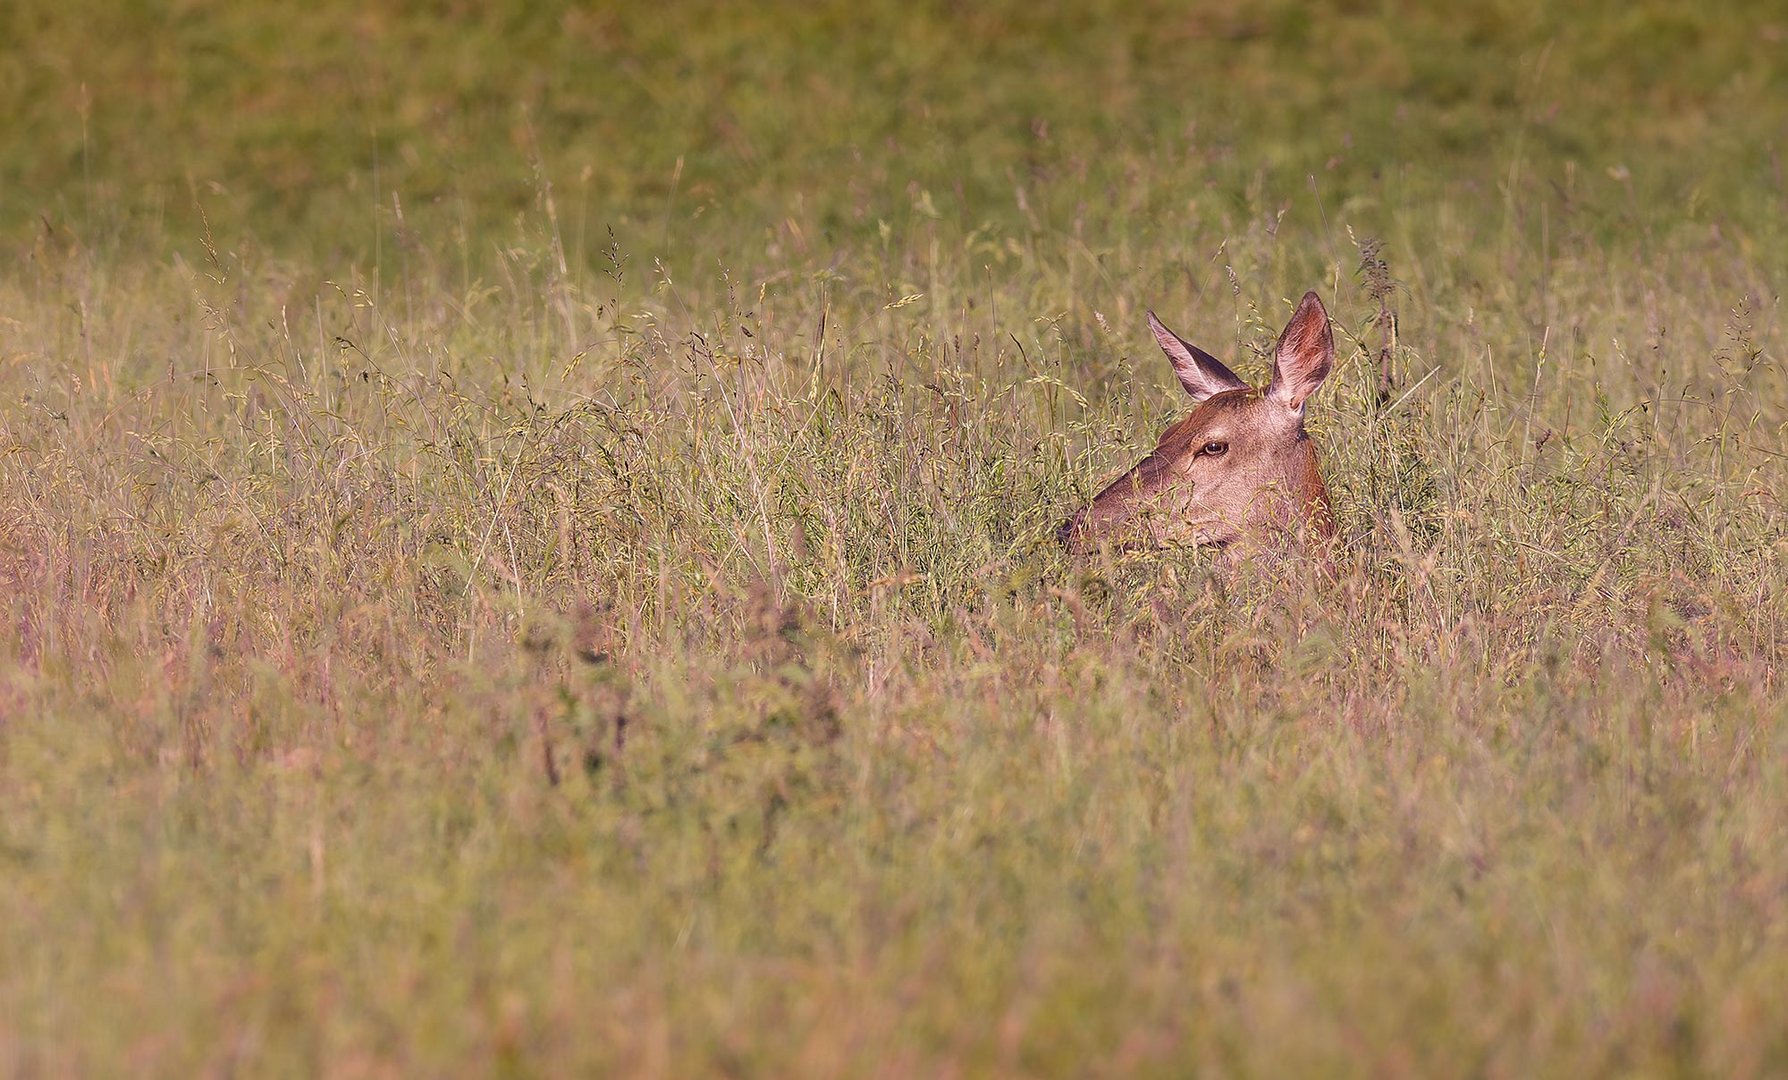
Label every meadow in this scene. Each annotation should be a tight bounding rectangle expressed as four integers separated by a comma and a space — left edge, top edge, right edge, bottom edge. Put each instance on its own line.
2, 0, 1786, 1074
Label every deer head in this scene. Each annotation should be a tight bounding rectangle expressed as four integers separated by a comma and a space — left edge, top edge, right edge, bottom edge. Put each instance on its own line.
1058, 291, 1337, 556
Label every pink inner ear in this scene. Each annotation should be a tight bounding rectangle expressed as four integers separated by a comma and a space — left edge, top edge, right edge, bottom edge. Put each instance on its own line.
1268, 292, 1334, 410
1148, 311, 1248, 402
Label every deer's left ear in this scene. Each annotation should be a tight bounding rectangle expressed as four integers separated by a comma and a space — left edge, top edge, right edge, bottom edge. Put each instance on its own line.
1266, 291, 1335, 413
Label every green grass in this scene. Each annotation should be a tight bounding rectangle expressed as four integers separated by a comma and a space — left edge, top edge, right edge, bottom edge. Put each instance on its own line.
3, 0, 1787, 1074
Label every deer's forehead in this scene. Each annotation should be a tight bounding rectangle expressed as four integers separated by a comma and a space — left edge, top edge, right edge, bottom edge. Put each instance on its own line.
1151, 390, 1284, 451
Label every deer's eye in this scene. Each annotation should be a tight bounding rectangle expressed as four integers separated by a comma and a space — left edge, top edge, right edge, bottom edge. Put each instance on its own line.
1200, 440, 1229, 457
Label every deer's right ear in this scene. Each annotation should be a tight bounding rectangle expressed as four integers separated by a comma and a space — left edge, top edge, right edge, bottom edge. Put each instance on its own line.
1266, 292, 1335, 413
1148, 311, 1249, 402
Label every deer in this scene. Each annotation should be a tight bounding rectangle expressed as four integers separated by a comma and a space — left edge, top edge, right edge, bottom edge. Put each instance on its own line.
1057, 291, 1337, 557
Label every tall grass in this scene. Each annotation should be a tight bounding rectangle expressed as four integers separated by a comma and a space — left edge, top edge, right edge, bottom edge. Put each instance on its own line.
2, 1, 1786, 1074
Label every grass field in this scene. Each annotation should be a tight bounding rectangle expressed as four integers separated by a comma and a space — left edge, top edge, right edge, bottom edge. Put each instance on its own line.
3, 0, 1786, 1074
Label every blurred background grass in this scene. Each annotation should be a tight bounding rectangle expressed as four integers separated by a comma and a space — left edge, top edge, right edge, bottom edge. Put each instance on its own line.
2, 1, 1787, 1075
8, 0, 1787, 259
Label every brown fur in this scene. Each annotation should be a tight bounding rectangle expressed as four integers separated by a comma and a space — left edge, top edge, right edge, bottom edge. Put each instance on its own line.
1059, 293, 1336, 556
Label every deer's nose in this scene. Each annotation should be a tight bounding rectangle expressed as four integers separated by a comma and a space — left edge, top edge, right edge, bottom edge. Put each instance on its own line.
1056, 513, 1083, 549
